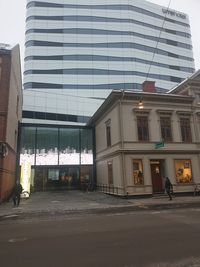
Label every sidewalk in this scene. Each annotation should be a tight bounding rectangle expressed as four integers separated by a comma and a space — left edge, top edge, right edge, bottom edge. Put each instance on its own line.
0, 191, 200, 220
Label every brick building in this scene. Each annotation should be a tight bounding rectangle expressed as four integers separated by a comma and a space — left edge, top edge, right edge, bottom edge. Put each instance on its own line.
0, 44, 22, 202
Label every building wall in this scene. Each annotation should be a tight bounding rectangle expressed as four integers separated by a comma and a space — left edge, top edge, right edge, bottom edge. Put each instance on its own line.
124, 154, 200, 196
0, 45, 22, 202
24, 0, 195, 123
95, 102, 120, 155
94, 91, 200, 196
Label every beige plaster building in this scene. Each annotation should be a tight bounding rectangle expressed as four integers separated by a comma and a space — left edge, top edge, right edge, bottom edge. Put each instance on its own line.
88, 71, 200, 196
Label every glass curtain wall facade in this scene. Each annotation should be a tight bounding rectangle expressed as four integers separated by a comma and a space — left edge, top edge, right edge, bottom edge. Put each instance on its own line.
19, 125, 94, 191
24, 0, 195, 123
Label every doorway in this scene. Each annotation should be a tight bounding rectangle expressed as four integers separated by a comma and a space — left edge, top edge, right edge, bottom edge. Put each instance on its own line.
150, 160, 165, 193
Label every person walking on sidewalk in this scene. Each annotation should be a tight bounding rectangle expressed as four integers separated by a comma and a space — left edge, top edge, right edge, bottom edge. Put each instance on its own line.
165, 177, 173, 200
12, 181, 23, 207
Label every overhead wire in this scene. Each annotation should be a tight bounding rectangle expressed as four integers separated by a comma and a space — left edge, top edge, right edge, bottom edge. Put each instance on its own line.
146, 0, 172, 81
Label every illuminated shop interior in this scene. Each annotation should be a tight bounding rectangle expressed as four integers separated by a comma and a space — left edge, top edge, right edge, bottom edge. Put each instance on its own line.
19, 125, 94, 191
175, 159, 192, 183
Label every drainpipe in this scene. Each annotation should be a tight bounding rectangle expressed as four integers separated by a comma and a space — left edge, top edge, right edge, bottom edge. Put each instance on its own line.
118, 90, 127, 196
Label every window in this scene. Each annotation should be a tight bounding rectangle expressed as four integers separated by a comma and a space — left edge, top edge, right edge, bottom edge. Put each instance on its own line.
133, 160, 144, 185
106, 125, 111, 147
175, 160, 192, 183
180, 117, 192, 142
16, 95, 19, 115
105, 120, 111, 147
137, 116, 149, 141
107, 161, 113, 185
160, 117, 172, 141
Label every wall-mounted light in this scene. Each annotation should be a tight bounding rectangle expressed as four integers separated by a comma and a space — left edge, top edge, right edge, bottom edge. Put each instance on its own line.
138, 99, 144, 109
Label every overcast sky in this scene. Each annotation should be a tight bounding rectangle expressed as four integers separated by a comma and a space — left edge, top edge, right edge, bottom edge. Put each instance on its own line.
0, 0, 199, 71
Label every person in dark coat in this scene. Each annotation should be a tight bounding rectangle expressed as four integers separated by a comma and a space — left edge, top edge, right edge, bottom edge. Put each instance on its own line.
12, 181, 23, 207
165, 177, 173, 200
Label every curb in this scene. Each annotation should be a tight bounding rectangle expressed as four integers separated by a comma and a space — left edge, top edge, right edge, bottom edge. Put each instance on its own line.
0, 201, 200, 222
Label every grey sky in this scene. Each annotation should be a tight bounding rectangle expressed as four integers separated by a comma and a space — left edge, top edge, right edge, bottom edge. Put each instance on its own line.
0, 0, 199, 71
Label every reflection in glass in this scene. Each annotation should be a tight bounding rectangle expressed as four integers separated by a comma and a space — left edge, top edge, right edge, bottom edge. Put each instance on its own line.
80, 129, 93, 164
59, 128, 80, 165
20, 127, 36, 165
36, 128, 58, 165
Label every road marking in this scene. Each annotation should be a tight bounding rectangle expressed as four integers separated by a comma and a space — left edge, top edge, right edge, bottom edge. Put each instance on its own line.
8, 237, 27, 243
151, 211, 161, 214
4, 214, 19, 218
138, 205, 148, 209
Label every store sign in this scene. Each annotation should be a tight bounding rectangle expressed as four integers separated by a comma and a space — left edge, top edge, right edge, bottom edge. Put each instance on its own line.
155, 141, 164, 149
162, 8, 186, 19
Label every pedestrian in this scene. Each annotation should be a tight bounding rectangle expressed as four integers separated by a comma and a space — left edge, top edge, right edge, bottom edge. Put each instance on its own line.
165, 177, 173, 200
12, 181, 23, 207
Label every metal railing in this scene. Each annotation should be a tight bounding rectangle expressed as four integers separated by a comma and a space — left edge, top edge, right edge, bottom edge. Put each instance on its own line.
96, 184, 124, 196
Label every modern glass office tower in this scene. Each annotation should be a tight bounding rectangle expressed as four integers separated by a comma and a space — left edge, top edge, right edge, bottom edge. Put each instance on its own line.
24, 0, 195, 124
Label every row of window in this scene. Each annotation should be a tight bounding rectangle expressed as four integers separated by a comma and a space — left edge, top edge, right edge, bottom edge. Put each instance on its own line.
26, 28, 192, 50
23, 110, 90, 124
107, 159, 193, 185
106, 116, 192, 146
25, 41, 194, 62
26, 15, 190, 38
137, 116, 192, 142
23, 82, 166, 93
27, 1, 190, 28
24, 55, 195, 74
24, 69, 182, 83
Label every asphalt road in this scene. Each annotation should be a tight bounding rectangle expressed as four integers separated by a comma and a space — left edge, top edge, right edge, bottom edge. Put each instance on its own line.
0, 208, 200, 267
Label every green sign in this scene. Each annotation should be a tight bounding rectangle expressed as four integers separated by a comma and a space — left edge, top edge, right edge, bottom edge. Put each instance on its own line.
155, 141, 164, 149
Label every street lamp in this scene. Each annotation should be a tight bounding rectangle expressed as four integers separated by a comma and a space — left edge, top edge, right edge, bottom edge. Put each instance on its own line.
138, 99, 144, 109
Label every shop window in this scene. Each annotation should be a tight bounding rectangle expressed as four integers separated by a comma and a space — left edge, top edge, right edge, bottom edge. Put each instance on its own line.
180, 117, 192, 142
36, 127, 59, 165
107, 161, 113, 185
160, 116, 172, 141
137, 116, 149, 141
48, 169, 59, 181
175, 159, 192, 183
80, 128, 93, 165
59, 128, 80, 165
133, 159, 144, 185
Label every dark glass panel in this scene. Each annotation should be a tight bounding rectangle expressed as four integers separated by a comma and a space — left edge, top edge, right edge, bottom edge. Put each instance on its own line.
20, 127, 36, 166
160, 117, 172, 142
180, 118, 192, 142
80, 165, 94, 191
26, 28, 191, 49
80, 129, 93, 165
137, 116, 149, 141
25, 41, 194, 62
36, 127, 59, 165
59, 128, 80, 165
